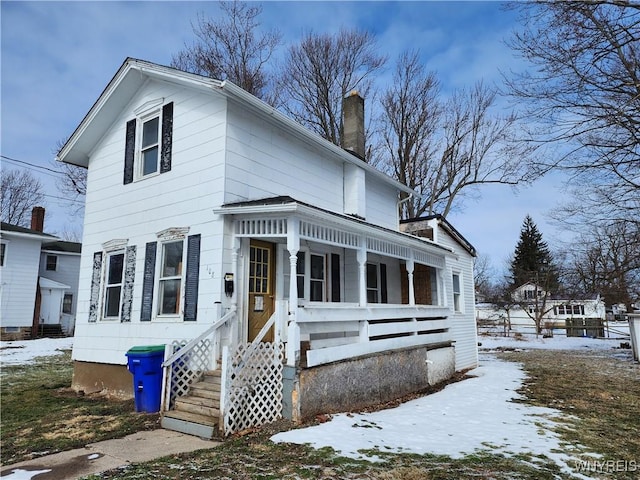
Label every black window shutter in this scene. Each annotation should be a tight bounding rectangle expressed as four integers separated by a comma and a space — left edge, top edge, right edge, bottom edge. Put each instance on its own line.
184, 234, 201, 321
140, 242, 157, 322
331, 253, 341, 302
120, 245, 137, 322
124, 119, 136, 184
160, 102, 173, 174
380, 263, 388, 304
89, 251, 103, 322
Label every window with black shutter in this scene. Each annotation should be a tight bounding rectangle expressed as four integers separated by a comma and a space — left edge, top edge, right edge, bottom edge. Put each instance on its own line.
123, 101, 173, 184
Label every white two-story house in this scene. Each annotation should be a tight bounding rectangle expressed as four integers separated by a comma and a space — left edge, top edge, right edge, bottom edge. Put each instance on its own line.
58, 58, 478, 437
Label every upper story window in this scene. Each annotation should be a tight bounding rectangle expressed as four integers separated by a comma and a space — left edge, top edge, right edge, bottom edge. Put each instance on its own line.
141, 115, 160, 176
46, 254, 58, 271
124, 101, 173, 184
0, 243, 6, 266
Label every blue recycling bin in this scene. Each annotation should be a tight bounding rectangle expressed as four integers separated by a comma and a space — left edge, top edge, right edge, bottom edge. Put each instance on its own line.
126, 345, 165, 413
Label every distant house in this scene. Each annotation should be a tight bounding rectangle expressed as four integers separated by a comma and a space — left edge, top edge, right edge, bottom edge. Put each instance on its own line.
0, 208, 81, 340
58, 58, 478, 436
476, 281, 606, 337
39, 240, 82, 335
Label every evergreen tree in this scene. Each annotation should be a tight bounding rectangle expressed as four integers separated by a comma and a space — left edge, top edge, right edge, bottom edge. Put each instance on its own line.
509, 215, 558, 290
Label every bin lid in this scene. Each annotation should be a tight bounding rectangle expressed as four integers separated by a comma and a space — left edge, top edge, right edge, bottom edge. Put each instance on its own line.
126, 345, 165, 354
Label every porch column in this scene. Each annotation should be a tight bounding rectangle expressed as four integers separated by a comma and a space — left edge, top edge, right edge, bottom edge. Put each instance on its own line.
286, 217, 300, 366
406, 257, 415, 306
357, 236, 367, 306
229, 237, 241, 346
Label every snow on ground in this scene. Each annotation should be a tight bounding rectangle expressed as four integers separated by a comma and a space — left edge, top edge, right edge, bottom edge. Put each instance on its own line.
0, 337, 73, 366
271, 336, 623, 478
478, 333, 626, 352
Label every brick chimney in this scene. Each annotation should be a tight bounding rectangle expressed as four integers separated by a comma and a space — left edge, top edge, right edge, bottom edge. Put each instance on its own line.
31, 206, 45, 232
342, 91, 365, 160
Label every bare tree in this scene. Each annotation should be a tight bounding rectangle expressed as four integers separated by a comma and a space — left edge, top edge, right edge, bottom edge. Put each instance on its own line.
505, 1, 640, 227
377, 51, 441, 218
171, 1, 282, 100
1, 169, 45, 226
378, 52, 538, 218
53, 138, 86, 217
563, 221, 640, 309
276, 28, 387, 148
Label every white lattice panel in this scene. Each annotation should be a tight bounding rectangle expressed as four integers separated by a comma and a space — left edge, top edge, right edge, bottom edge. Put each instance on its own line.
168, 339, 212, 408
223, 342, 284, 435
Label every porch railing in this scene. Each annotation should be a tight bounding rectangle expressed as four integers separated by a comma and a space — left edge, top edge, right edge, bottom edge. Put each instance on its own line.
160, 306, 237, 412
294, 304, 451, 367
221, 311, 284, 435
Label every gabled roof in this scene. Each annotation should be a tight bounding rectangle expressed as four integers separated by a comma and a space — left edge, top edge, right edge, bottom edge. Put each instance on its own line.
1, 222, 57, 240
57, 57, 417, 197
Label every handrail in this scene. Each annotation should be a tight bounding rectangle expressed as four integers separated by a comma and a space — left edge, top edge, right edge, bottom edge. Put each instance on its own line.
162, 306, 237, 368
236, 312, 276, 366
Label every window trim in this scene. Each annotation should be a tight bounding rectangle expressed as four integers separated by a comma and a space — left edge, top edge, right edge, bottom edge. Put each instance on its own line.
154, 239, 186, 318
102, 250, 125, 320
137, 111, 162, 179
62, 293, 73, 314
452, 272, 462, 313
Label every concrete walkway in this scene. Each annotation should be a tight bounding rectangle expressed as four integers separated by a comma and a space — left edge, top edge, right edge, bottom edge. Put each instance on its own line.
0, 430, 220, 480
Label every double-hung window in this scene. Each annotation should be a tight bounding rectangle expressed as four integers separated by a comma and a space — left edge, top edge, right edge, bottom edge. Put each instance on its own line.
124, 101, 173, 184
286, 249, 340, 303
141, 115, 160, 176
452, 273, 461, 312
158, 240, 184, 316
310, 254, 326, 302
366, 262, 388, 304
104, 252, 125, 319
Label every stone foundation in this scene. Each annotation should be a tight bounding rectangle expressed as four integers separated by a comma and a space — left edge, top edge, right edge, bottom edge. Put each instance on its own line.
284, 344, 455, 423
71, 361, 133, 399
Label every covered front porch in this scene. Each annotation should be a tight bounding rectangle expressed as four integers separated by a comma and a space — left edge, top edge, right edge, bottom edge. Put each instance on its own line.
161, 197, 458, 435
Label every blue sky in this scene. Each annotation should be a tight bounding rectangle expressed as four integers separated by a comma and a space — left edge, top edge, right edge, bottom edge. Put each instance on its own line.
1, 1, 570, 278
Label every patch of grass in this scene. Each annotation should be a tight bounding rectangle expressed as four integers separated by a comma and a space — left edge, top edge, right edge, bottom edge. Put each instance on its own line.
499, 348, 640, 480
1, 351, 159, 465
5, 346, 639, 479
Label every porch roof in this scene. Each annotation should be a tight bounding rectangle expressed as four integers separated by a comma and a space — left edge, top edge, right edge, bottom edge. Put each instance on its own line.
214, 196, 454, 266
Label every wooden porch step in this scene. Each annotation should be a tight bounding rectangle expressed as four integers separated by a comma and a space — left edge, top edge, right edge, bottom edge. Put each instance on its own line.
161, 410, 217, 439
175, 396, 220, 417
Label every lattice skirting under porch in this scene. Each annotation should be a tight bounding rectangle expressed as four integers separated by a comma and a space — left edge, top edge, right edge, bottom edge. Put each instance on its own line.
223, 342, 284, 435
168, 339, 212, 408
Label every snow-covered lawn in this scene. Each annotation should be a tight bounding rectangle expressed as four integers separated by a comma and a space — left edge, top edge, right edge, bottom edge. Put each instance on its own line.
0, 337, 73, 366
272, 335, 627, 478
2, 335, 629, 478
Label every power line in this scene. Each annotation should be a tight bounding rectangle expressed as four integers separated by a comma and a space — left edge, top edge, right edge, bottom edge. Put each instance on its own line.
43, 193, 85, 205
1, 154, 64, 178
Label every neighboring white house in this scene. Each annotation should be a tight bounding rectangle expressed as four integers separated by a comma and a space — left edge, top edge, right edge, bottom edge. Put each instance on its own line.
58, 58, 478, 436
476, 281, 606, 337
1, 208, 81, 340
39, 241, 82, 335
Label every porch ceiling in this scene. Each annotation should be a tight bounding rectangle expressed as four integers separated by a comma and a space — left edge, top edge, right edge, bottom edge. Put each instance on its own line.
214, 197, 454, 266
